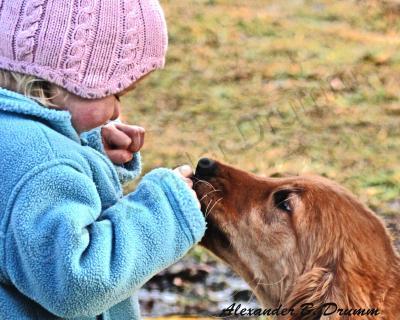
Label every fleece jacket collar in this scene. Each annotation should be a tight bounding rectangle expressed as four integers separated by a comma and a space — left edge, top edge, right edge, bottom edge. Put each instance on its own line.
0, 87, 80, 143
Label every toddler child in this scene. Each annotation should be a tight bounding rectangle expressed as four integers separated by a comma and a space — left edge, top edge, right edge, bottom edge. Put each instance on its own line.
0, 0, 205, 319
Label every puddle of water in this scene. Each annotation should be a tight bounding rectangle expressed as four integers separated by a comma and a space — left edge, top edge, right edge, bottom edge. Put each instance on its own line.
139, 255, 259, 317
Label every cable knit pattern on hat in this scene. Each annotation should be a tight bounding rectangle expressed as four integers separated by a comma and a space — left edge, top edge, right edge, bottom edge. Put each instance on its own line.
0, 0, 168, 99
15, 0, 46, 62
115, 1, 140, 85
63, 0, 96, 82
123, 1, 140, 64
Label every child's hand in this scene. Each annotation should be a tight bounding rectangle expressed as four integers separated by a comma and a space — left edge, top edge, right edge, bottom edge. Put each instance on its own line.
174, 165, 201, 209
101, 123, 145, 165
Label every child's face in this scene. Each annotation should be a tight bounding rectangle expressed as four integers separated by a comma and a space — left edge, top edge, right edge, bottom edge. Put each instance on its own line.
50, 74, 150, 133
51, 92, 121, 133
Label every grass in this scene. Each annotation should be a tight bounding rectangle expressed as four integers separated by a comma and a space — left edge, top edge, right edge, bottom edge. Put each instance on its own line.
122, 0, 400, 216
126, 1, 400, 317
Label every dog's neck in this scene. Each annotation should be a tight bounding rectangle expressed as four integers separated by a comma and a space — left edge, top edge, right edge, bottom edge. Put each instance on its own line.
332, 253, 400, 318
215, 217, 400, 316
250, 248, 400, 318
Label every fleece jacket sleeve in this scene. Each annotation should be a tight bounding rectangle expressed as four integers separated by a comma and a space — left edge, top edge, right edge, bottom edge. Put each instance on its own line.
3, 161, 206, 318
80, 126, 142, 184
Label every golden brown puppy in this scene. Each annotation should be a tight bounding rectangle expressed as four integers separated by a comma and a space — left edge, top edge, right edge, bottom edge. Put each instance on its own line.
193, 158, 400, 319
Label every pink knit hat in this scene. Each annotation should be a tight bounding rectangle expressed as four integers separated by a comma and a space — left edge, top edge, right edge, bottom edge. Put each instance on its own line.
0, 0, 168, 99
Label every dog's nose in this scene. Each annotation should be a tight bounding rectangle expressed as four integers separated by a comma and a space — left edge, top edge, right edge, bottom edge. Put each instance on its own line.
196, 158, 217, 177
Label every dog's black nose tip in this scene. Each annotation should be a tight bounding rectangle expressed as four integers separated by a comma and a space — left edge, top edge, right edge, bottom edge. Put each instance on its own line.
196, 158, 217, 177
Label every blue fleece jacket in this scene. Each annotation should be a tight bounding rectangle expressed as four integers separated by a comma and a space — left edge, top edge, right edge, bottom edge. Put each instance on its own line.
0, 88, 206, 319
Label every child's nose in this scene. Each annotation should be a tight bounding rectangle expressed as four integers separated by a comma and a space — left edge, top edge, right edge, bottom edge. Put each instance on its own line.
111, 100, 121, 120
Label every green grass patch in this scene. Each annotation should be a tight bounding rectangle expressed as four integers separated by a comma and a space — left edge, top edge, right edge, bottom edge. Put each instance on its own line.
123, 0, 400, 217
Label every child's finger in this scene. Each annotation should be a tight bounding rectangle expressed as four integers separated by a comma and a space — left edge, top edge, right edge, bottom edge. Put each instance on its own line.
105, 149, 134, 165
174, 164, 194, 178
181, 177, 193, 189
173, 166, 200, 208
102, 124, 132, 149
186, 177, 194, 188
114, 123, 145, 153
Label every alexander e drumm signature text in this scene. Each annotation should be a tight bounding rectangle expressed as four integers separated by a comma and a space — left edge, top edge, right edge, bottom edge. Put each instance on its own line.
219, 303, 380, 317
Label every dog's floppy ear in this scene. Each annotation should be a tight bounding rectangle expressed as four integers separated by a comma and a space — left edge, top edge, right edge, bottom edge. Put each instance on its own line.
282, 267, 335, 320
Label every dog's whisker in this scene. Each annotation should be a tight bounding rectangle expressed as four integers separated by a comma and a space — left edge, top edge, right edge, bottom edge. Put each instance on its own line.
197, 180, 216, 191
205, 197, 223, 218
245, 277, 263, 306
200, 189, 222, 201
257, 274, 286, 287
205, 197, 222, 218
278, 274, 286, 307
193, 178, 217, 191
204, 199, 213, 216
241, 275, 286, 307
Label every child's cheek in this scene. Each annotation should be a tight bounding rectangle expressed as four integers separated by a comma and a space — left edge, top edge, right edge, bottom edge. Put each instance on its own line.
72, 105, 111, 133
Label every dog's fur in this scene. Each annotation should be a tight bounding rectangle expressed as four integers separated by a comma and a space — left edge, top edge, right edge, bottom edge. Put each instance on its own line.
194, 160, 400, 319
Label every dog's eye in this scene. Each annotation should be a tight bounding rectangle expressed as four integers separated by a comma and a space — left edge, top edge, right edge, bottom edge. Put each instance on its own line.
273, 190, 293, 213
279, 200, 292, 213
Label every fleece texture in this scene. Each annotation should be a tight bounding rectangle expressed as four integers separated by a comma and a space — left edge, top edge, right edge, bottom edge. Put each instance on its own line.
0, 87, 206, 319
